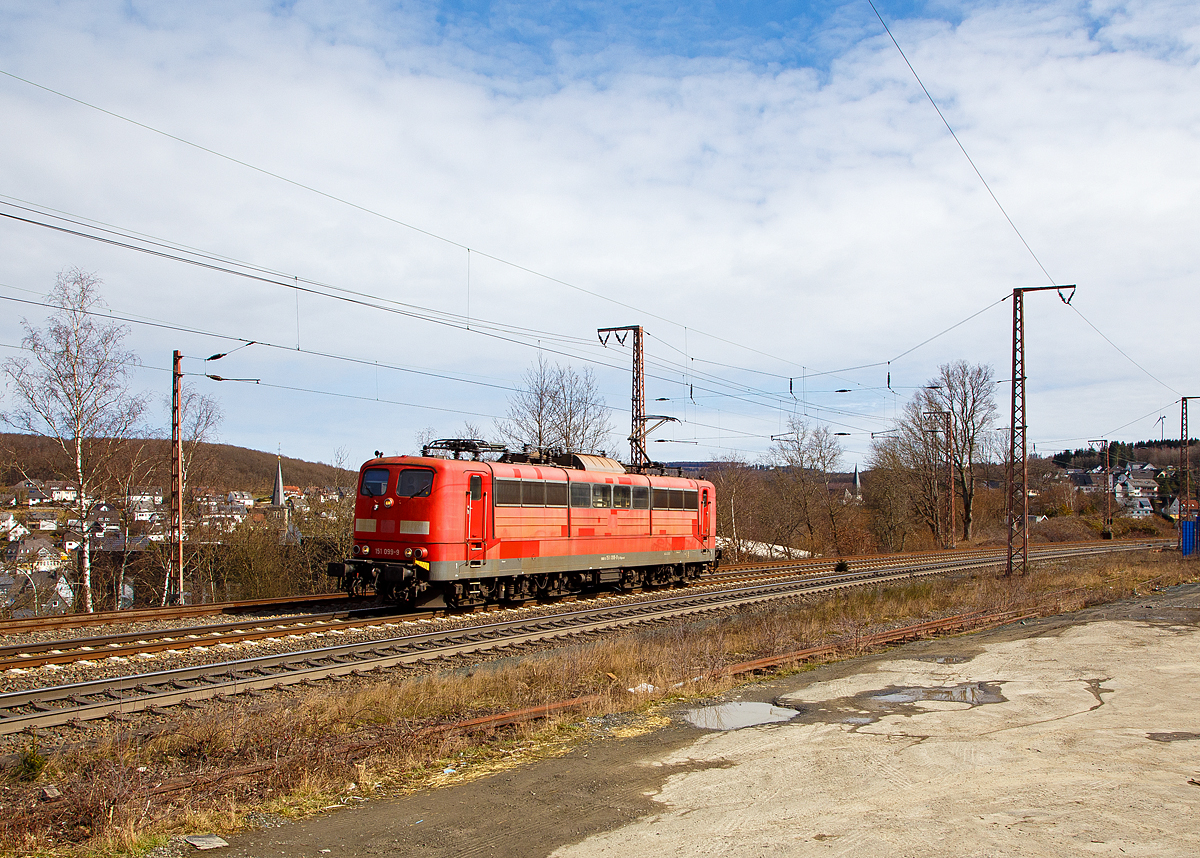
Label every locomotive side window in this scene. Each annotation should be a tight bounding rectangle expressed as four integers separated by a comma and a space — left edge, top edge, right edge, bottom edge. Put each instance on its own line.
360, 468, 390, 497
495, 479, 521, 506
396, 469, 435, 498
632, 485, 649, 509
570, 483, 592, 508
612, 485, 631, 509
545, 481, 568, 507
669, 489, 684, 510
469, 475, 482, 501
521, 481, 546, 506
651, 487, 670, 510
592, 484, 612, 508
683, 490, 699, 510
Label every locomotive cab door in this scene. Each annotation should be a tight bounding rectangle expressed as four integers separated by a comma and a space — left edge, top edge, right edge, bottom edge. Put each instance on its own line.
700, 488, 710, 544
466, 473, 487, 567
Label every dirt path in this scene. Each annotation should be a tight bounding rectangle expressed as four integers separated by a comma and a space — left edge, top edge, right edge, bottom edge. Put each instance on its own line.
220, 583, 1200, 858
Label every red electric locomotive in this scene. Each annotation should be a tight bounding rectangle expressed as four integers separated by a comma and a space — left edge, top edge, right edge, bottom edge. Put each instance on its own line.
327, 441, 718, 608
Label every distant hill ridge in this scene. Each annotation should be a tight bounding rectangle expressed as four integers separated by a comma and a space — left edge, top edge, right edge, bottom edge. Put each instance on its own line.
0, 433, 357, 495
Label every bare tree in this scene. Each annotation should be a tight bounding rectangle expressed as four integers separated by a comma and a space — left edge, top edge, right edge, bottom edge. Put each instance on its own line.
2, 269, 147, 612
925, 361, 997, 540
767, 417, 849, 556
413, 426, 437, 453
704, 455, 758, 561
168, 383, 223, 604
867, 361, 998, 544
868, 400, 945, 543
178, 383, 222, 486
497, 354, 614, 454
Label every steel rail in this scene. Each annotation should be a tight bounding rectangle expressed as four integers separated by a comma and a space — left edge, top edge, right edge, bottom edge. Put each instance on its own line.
0, 592, 349, 635
0, 539, 1166, 673
0, 539, 1164, 735
713, 538, 1160, 576
0, 547, 1042, 669
0, 607, 412, 670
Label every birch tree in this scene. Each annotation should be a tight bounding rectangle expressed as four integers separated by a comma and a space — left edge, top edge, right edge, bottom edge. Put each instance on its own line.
2, 269, 146, 612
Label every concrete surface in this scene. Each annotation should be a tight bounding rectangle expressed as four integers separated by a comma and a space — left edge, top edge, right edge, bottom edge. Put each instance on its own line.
224, 584, 1200, 858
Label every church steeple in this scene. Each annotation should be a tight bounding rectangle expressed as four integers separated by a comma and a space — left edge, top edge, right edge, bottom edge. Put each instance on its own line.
272, 458, 285, 507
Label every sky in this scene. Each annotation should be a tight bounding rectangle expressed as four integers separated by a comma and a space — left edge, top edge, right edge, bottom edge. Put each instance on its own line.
0, 0, 1197, 472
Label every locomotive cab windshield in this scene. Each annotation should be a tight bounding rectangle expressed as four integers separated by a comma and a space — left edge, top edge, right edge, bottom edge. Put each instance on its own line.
396, 468, 434, 498
360, 468, 389, 497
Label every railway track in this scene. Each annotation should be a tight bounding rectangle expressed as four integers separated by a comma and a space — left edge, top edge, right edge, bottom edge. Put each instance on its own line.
0, 540, 1168, 673
0, 538, 1166, 735
0, 606, 413, 671
0, 541, 1125, 671
0, 591, 353, 636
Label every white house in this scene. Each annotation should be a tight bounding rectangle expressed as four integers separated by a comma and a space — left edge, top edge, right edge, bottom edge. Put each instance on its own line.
0, 513, 29, 542
44, 481, 78, 503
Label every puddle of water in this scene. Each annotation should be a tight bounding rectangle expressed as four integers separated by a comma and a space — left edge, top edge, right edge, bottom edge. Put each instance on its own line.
685, 701, 800, 730
911, 655, 972, 664
871, 683, 1005, 706
780, 681, 1007, 728
1147, 732, 1200, 743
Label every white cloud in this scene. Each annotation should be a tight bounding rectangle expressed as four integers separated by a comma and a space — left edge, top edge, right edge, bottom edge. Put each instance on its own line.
0, 0, 1196, 469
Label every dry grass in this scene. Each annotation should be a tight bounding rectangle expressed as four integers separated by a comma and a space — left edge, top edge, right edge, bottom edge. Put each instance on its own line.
2, 550, 1196, 857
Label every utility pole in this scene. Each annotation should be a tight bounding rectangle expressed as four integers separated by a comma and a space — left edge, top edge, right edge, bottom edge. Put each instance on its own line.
171, 350, 185, 604
1006, 285, 1075, 577
926, 410, 955, 549
1089, 439, 1112, 537
598, 325, 676, 470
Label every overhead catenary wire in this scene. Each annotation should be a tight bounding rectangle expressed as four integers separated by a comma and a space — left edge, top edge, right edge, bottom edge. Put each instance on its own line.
0, 195, 905, 419
0, 202, 902, 428
5, 186, 1105, 436
866, 0, 1057, 287
0, 67, 1062, 390
867, 2, 1183, 401
3, 39, 1189, 449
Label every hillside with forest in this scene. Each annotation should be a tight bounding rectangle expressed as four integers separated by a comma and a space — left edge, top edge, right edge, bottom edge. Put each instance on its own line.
0, 433, 357, 495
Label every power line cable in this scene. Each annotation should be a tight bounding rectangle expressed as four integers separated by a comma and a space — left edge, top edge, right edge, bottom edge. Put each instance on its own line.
0, 204, 898, 429
866, 0, 1057, 286
0, 66, 1031, 389
1065, 304, 1180, 396
867, 2, 1184, 404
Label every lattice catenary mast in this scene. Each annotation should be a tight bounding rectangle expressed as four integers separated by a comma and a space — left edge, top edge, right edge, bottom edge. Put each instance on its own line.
171, 350, 185, 604
598, 325, 676, 470
1006, 285, 1075, 577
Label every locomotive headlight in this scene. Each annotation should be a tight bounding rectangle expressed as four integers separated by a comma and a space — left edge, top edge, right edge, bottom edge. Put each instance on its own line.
404, 547, 413, 558
361, 544, 370, 555
352, 543, 361, 555
384, 498, 394, 507
414, 547, 428, 560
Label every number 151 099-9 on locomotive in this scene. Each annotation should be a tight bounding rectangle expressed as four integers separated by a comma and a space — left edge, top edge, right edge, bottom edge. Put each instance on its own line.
326, 444, 718, 609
